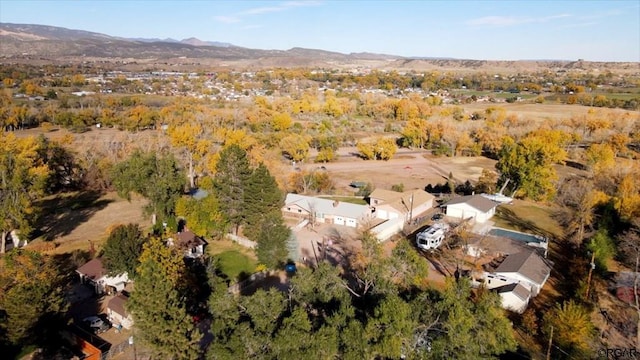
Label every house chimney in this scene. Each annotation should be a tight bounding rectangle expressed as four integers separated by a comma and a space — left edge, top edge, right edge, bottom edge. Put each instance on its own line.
333, 200, 339, 207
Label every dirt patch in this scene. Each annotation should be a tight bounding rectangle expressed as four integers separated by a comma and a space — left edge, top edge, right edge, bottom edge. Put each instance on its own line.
302, 153, 497, 195
28, 191, 150, 255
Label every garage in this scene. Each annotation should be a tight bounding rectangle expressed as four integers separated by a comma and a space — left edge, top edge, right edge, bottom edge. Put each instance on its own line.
346, 218, 357, 227
334, 216, 345, 226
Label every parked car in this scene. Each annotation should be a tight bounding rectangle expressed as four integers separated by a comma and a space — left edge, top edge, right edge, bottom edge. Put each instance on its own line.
82, 315, 110, 334
431, 213, 444, 221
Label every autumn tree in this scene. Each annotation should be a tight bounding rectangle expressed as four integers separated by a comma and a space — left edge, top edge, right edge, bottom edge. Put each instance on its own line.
0, 250, 67, 347
111, 151, 185, 224
175, 176, 227, 239
128, 236, 201, 359
542, 300, 595, 357
279, 133, 311, 162
101, 224, 145, 277
0, 133, 49, 253
357, 137, 398, 161
168, 123, 211, 188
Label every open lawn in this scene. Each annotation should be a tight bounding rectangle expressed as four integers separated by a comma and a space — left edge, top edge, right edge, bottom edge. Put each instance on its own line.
214, 249, 257, 282
208, 239, 258, 281
492, 199, 564, 239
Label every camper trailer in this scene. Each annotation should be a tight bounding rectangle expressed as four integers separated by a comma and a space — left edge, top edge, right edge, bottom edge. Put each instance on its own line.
416, 223, 449, 251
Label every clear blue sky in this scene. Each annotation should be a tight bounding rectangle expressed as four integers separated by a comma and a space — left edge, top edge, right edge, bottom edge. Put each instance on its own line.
1, 0, 639, 61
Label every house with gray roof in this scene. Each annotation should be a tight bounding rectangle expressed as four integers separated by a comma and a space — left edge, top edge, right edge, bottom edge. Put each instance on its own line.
283, 193, 374, 228
494, 283, 531, 314
493, 249, 552, 295
443, 194, 500, 224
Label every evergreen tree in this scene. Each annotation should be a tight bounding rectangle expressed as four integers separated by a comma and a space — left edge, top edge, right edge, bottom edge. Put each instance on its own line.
101, 223, 144, 277
244, 163, 283, 240
128, 237, 201, 359
213, 144, 252, 235
255, 212, 290, 269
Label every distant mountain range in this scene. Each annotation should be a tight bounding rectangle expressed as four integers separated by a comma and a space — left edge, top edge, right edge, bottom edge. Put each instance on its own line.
1, 23, 637, 73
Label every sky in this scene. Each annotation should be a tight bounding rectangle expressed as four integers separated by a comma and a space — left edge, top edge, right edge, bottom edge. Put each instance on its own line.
1, 0, 639, 62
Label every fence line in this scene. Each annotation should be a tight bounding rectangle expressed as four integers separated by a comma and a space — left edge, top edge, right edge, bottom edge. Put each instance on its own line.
225, 233, 257, 249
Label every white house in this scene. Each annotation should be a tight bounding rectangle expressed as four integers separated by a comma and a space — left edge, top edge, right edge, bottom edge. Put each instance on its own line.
168, 230, 207, 258
106, 293, 134, 330
494, 283, 531, 314
369, 189, 435, 222
443, 194, 499, 224
493, 250, 552, 296
283, 193, 374, 228
76, 258, 129, 295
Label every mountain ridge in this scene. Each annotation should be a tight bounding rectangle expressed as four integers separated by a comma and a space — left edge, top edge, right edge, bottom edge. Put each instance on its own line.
1, 22, 638, 73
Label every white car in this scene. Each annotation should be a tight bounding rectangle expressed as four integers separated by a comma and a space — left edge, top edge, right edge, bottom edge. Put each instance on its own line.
82, 315, 110, 334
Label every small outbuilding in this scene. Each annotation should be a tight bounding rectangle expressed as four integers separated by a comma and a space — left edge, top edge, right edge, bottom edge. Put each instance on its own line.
76, 258, 129, 295
494, 283, 531, 314
106, 293, 134, 330
443, 194, 500, 224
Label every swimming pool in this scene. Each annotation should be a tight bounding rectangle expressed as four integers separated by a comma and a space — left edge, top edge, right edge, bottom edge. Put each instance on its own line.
489, 228, 546, 244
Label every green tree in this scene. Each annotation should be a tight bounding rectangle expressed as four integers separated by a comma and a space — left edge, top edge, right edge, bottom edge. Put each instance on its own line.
495, 130, 568, 201
111, 151, 184, 224
128, 236, 201, 359
587, 229, 616, 271
0, 250, 67, 347
213, 144, 252, 235
421, 278, 517, 359
244, 163, 283, 237
255, 212, 290, 269
101, 223, 144, 277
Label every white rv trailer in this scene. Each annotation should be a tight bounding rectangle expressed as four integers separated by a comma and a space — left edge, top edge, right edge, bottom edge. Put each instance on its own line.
416, 222, 450, 251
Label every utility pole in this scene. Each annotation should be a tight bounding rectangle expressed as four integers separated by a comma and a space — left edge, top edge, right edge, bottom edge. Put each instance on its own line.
546, 326, 553, 360
585, 252, 596, 299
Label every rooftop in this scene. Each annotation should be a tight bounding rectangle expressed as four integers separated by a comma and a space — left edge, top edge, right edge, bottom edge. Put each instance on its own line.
444, 194, 499, 213
285, 193, 372, 219
494, 250, 552, 285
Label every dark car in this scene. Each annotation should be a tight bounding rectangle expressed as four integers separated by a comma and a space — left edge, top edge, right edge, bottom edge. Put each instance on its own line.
431, 213, 444, 221
82, 315, 111, 334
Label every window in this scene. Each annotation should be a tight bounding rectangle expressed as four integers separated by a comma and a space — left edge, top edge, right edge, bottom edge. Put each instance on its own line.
298, 209, 302, 213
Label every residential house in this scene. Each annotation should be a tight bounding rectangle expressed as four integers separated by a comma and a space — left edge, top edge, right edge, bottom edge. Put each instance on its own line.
369, 188, 435, 222
168, 230, 207, 258
494, 283, 531, 314
443, 194, 499, 224
106, 293, 134, 330
493, 250, 552, 296
283, 193, 374, 228
76, 258, 129, 295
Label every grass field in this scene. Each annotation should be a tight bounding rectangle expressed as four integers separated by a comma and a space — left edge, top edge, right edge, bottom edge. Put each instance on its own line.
321, 196, 368, 205
214, 249, 257, 281
492, 199, 563, 239
208, 239, 258, 281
